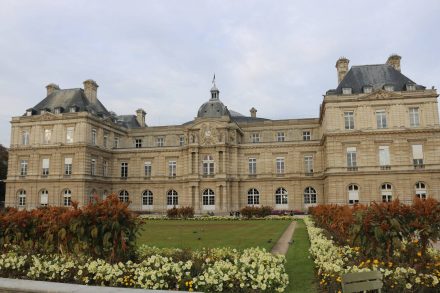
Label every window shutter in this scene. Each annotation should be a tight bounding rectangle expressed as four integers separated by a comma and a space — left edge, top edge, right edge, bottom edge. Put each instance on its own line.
42, 158, 49, 168
412, 145, 423, 159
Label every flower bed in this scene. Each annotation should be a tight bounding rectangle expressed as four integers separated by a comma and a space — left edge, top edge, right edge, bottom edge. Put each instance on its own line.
0, 245, 289, 292
304, 217, 440, 292
140, 215, 296, 221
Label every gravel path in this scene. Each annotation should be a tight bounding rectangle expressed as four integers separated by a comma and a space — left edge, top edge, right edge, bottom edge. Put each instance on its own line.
271, 221, 297, 255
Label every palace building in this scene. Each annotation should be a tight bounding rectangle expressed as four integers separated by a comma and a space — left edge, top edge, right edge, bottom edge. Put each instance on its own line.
5, 55, 440, 213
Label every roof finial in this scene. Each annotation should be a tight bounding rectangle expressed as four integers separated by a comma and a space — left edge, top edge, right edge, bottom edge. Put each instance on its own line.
212, 73, 216, 86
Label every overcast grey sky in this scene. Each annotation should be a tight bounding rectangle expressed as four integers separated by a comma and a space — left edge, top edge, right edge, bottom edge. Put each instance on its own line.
0, 0, 439, 146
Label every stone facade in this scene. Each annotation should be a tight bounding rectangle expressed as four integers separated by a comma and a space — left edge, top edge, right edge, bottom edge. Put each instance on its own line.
5, 55, 440, 214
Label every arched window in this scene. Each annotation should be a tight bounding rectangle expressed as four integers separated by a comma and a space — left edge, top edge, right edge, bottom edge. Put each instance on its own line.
348, 184, 359, 204
102, 190, 108, 200
304, 187, 317, 204
167, 189, 178, 206
63, 189, 72, 206
202, 189, 215, 207
415, 182, 427, 199
89, 189, 97, 203
17, 190, 26, 207
119, 190, 129, 202
202, 155, 215, 176
247, 188, 260, 205
40, 189, 49, 206
275, 188, 288, 205
142, 190, 153, 206
381, 183, 392, 202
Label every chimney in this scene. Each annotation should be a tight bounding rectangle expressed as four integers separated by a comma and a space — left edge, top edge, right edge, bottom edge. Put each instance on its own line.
83, 79, 99, 104
335, 57, 350, 84
136, 108, 146, 127
250, 107, 257, 118
46, 83, 60, 96
386, 54, 401, 72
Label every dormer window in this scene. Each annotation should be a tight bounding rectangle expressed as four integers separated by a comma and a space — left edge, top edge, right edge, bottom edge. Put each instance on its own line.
40, 108, 50, 115
26, 110, 33, 116
384, 85, 394, 92
406, 84, 416, 91
69, 106, 77, 113
363, 86, 373, 94
342, 88, 352, 95
54, 107, 63, 114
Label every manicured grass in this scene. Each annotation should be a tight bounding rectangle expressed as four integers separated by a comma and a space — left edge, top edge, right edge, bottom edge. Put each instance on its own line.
137, 219, 291, 250
285, 219, 317, 293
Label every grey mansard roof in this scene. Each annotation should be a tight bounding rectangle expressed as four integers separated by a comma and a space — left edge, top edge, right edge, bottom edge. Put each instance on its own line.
197, 98, 231, 118
115, 115, 140, 128
327, 64, 425, 95
30, 88, 110, 116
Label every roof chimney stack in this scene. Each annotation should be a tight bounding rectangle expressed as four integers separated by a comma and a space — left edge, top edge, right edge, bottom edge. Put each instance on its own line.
46, 83, 60, 96
136, 108, 146, 127
386, 54, 401, 72
250, 107, 257, 118
83, 79, 98, 104
336, 57, 350, 84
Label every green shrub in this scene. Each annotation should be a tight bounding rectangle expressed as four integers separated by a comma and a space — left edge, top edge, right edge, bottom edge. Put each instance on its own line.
240, 206, 273, 218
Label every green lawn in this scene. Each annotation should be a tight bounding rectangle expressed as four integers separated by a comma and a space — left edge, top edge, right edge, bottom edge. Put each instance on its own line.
138, 219, 291, 250
285, 219, 317, 293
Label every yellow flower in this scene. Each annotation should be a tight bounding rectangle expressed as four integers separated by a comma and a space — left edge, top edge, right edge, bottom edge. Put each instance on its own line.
373, 259, 379, 265
417, 251, 422, 257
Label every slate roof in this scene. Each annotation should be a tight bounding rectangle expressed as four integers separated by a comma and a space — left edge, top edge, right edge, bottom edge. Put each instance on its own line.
30, 88, 110, 116
328, 64, 425, 95
115, 115, 141, 128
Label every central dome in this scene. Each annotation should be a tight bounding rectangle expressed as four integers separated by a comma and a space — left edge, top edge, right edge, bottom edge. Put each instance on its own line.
197, 82, 230, 118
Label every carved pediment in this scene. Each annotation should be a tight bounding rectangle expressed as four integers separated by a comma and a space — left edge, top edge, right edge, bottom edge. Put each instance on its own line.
35, 112, 59, 122
363, 89, 400, 100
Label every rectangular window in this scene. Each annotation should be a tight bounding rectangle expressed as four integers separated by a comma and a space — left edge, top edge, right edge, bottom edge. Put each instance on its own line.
20, 160, 28, 176
44, 129, 52, 144
121, 162, 128, 178
303, 131, 311, 141
103, 134, 108, 148
64, 157, 72, 175
179, 136, 185, 146
103, 160, 108, 177
412, 144, 424, 167
22, 130, 29, 145
135, 139, 142, 148
344, 111, 355, 130
91, 129, 97, 145
276, 157, 285, 174
66, 127, 74, 144
168, 161, 177, 177
156, 137, 164, 147
376, 110, 387, 129
248, 158, 257, 175
91, 159, 96, 176
114, 137, 119, 148
144, 161, 152, 177
251, 133, 260, 143
379, 146, 390, 168
346, 147, 357, 170
277, 132, 285, 142
42, 158, 50, 175
304, 155, 313, 174
342, 88, 352, 95
409, 107, 420, 127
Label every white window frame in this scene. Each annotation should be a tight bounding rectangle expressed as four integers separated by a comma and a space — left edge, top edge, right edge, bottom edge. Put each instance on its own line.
103, 134, 108, 148
251, 133, 260, 143
44, 129, 52, 144
346, 147, 357, 169
344, 111, 355, 130
376, 110, 387, 129
276, 132, 285, 142
304, 155, 313, 174
91, 159, 96, 176
342, 87, 352, 95
415, 182, 427, 199
42, 158, 50, 175
381, 183, 392, 202
276, 157, 285, 174
247, 188, 260, 206
66, 127, 74, 144
144, 161, 152, 177
304, 187, 317, 204
63, 189, 72, 206
64, 157, 72, 175
114, 137, 120, 148
18, 190, 26, 207
20, 160, 28, 176
22, 130, 29, 145
248, 158, 257, 175
179, 136, 185, 146
275, 187, 288, 206
202, 155, 215, 176
167, 189, 178, 207
302, 131, 311, 141
40, 189, 48, 206
409, 107, 420, 127
348, 184, 359, 204
379, 146, 390, 168
412, 144, 424, 167
202, 189, 215, 210
168, 161, 177, 178
142, 190, 153, 209
135, 138, 142, 148
119, 190, 129, 202
121, 162, 128, 178
156, 137, 164, 147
